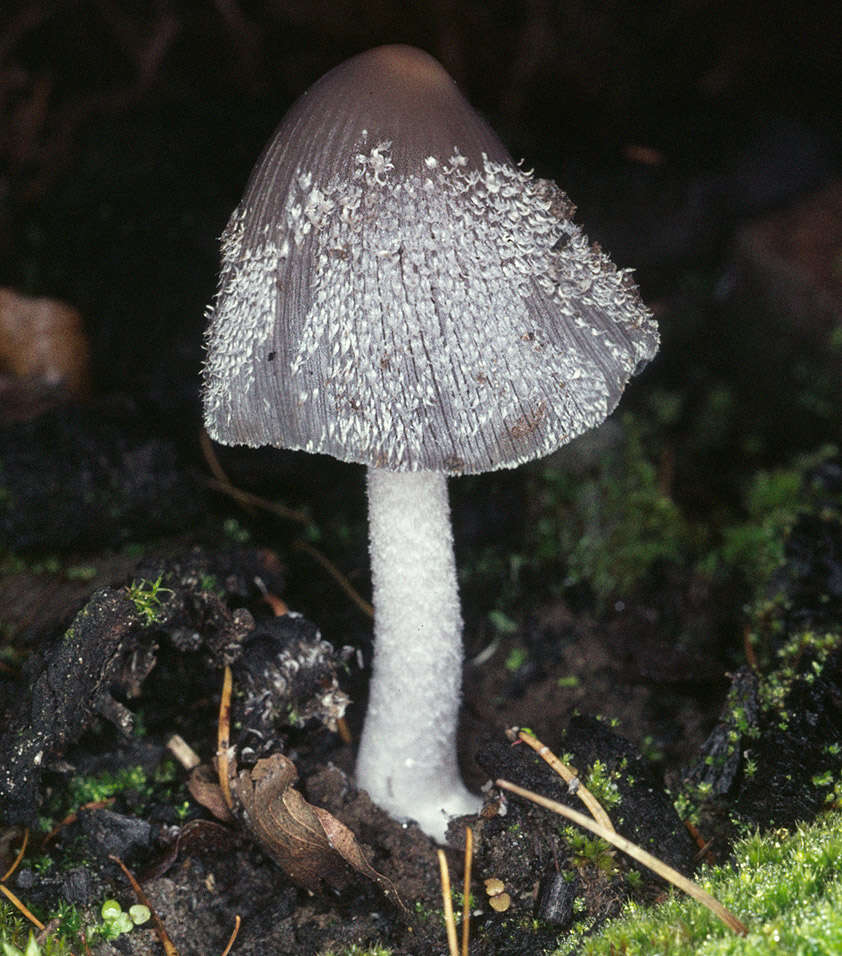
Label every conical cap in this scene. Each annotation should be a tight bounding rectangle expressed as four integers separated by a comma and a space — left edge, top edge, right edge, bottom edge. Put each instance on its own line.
203, 45, 659, 474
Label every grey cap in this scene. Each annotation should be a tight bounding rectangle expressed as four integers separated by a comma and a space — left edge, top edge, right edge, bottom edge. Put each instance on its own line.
202, 44, 659, 475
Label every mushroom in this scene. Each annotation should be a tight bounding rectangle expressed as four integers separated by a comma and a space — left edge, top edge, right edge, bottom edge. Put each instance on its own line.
202, 45, 659, 841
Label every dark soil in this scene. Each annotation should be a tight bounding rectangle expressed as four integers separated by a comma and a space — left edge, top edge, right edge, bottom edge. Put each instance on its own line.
1, 462, 840, 953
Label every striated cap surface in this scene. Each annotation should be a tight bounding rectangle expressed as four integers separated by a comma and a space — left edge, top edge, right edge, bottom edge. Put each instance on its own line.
203, 44, 659, 474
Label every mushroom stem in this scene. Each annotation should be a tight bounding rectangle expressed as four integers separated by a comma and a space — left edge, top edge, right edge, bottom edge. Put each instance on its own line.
356, 468, 481, 842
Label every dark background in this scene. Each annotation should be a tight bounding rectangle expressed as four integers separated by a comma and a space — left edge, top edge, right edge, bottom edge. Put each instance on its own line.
1, 0, 838, 405
0, 0, 840, 604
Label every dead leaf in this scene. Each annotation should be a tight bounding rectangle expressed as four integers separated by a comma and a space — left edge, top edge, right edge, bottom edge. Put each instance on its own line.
233, 753, 403, 908
187, 764, 234, 823
142, 820, 235, 882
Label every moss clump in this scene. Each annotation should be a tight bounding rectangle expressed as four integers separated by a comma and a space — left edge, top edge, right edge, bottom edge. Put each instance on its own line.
536, 414, 690, 610
0, 904, 75, 955
699, 463, 807, 595
554, 811, 842, 954
700, 446, 840, 602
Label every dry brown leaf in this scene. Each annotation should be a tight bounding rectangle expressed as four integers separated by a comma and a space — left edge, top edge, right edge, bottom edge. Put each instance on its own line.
187, 764, 235, 823
141, 819, 235, 882
233, 753, 403, 908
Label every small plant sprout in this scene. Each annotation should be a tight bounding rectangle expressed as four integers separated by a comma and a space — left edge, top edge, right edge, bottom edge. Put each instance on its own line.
97, 899, 150, 940
202, 45, 658, 841
1, 934, 42, 956
125, 574, 172, 625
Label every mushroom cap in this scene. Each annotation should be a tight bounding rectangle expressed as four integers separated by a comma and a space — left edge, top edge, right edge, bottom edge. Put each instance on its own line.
203, 44, 658, 474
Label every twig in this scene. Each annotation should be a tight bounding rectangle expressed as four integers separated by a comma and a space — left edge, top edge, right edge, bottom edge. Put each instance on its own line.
43, 798, 115, 845
438, 850, 459, 956
461, 827, 473, 956
254, 574, 289, 617
203, 474, 311, 524
199, 430, 308, 524
217, 665, 234, 812
685, 818, 717, 864
495, 779, 748, 936
109, 854, 179, 955
0, 882, 45, 931
166, 733, 201, 771
1, 828, 28, 882
515, 729, 615, 831
200, 430, 373, 618
1, 828, 78, 953
336, 715, 353, 745
743, 623, 759, 671
200, 428, 242, 492
219, 914, 241, 956
293, 538, 374, 618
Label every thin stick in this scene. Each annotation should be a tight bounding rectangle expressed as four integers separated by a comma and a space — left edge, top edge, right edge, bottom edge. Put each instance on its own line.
1, 828, 28, 882
200, 428, 308, 524
336, 715, 353, 745
36, 918, 63, 949
200, 428, 239, 491
516, 730, 615, 832
204, 474, 309, 524
743, 624, 759, 671
43, 798, 115, 845
294, 538, 374, 618
461, 827, 473, 956
109, 855, 179, 955
0, 882, 45, 930
217, 665, 234, 811
438, 850, 459, 956
219, 914, 241, 956
201, 429, 373, 618
496, 779, 747, 936
166, 733, 201, 771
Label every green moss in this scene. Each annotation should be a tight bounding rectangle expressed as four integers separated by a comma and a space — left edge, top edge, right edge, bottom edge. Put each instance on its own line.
1, 893, 155, 952
0, 903, 75, 955
563, 827, 618, 875
489, 609, 518, 635
504, 646, 528, 672
756, 628, 841, 725
64, 565, 97, 581
66, 764, 152, 807
700, 465, 802, 589
91, 899, 150, 941
198, 571, 221, 593
222, 516, 251, 543
0, 551, 98, 584
536, 414, 690, 609
583, 758, 623, 811
553, 811, 842, 955
38, 762, 176, 834
700, 445, 839, 598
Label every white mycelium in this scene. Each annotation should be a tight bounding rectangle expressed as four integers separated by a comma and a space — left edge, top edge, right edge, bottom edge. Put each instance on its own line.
201, 44, 659, 842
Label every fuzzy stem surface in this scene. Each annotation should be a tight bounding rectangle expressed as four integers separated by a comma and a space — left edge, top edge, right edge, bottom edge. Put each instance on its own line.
356, 468, 480, 841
